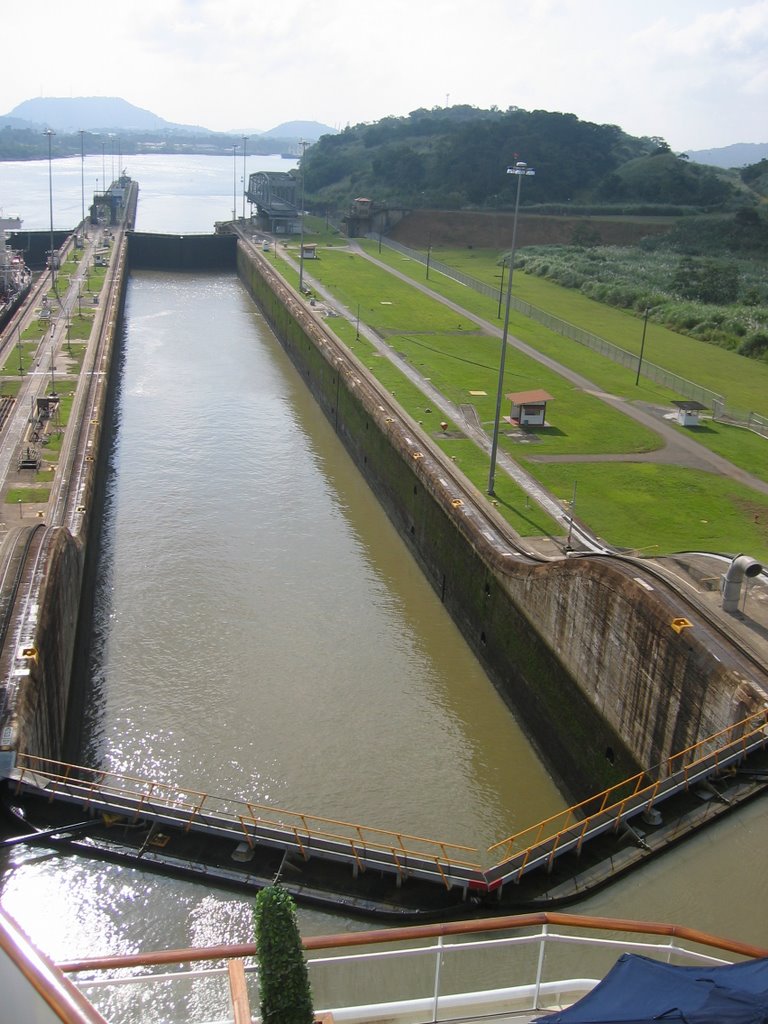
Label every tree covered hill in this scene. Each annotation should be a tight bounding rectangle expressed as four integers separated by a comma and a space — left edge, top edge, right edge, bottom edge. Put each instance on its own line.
303, 105, 742, 212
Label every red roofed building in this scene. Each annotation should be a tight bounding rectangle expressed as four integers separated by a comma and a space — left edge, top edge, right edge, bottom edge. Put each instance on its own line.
506, 389, 554, 427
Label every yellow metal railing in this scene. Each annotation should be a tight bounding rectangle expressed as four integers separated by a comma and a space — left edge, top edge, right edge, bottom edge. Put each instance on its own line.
487, 705, 768, 874
13, 755, 483, 883
14, 704, 768, 889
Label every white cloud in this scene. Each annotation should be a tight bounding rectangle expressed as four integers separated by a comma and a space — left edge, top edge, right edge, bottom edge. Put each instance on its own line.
2, 0, 766, 149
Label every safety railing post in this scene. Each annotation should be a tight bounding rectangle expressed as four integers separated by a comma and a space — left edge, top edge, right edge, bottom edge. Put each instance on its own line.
533, 923, 548, 1010
431, 934, 443, 1023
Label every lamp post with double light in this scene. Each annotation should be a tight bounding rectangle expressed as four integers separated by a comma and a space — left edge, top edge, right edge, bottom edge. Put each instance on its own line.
79, 130, 86, 238
44, 129, 56, 295
242, 136, 248, 219
298, 140, 309, 294
232, 143, 239, 220
487, 160, 535, 495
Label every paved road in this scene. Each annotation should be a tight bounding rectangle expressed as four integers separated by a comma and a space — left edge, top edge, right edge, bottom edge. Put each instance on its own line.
276, 243, 577, 549
272, 235, 768, 565
347, 244, 768, 497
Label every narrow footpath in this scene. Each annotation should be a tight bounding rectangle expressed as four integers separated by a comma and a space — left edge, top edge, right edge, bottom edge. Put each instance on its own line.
347, 242, 768, 497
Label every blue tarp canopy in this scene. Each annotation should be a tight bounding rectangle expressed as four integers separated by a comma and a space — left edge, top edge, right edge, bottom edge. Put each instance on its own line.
534, 953, 768, 1023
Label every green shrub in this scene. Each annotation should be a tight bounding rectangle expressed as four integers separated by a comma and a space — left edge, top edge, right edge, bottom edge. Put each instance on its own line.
254, 886, 314, 1024
739, 332, 768, 359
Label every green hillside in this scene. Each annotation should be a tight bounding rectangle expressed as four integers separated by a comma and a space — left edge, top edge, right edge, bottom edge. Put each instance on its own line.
303, 105, 741, 212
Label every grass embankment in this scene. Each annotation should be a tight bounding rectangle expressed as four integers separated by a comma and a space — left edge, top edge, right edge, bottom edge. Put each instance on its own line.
366, 242, 768, 416
276, 239, 768, 559
6, 488, 51, 505
360, 241, 768, 486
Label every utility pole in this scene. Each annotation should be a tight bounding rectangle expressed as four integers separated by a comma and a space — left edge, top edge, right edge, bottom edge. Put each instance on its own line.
242, 136, 248, 219
298, 140, 309, 294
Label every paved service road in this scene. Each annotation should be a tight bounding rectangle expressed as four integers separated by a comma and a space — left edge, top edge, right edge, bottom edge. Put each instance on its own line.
347, 243, 768, 497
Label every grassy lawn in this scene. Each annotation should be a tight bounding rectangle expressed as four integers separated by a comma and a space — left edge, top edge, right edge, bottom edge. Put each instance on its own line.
320, 316, 565, 537
6, 487, 51, 504
414, 244, 768, 418
358, 243, 768, 483
360, 243, 688, 402
305, 248, 466, 332
439, 438, 564, 537
48, 391, 74, 427
273, 244, 768, 557
41, 434, 63, 461
668, 419, 768, 482
525, 461, 768, 561
67, 315, 95, 341
23, 320, 49, 341
2, 342, 37, 376
306, 249, 662, 457
83, 266, 107, 295
62, 342, 87, 372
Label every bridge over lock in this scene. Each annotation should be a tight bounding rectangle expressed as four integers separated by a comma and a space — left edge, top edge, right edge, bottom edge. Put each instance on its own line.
4, 706, 767, 916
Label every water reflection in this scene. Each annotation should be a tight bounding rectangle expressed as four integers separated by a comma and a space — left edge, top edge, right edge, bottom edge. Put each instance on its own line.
79, 270, 561, 855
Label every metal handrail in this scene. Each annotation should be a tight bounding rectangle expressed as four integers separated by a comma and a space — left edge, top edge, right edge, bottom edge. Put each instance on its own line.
12, 754, 482, 874
488, 705, 768, 869
13, 702, 768, 892
56, 912, 768, 1024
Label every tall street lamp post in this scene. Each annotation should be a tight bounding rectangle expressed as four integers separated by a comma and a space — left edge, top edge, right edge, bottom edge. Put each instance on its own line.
487, 160, 535, 495
44, 129, 56, 294
298, 140, 309, 294
79, 130, 86, 238
242, 136, 248, 220
232, 144, 239, 220
635, 306, 650, 386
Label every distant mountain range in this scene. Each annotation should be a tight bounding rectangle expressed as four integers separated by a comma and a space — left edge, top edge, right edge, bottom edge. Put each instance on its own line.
3, 97, 765, 171
685, 142, 768, 168
0, 97, 336, 143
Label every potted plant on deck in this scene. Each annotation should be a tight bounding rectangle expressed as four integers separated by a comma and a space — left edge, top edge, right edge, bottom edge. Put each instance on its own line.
253, 884, 315, 1024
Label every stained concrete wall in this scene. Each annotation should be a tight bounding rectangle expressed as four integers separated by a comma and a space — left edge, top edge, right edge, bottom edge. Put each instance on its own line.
236, 239, 765, 799
12, 527, 84, 760
6, 219, 132, 766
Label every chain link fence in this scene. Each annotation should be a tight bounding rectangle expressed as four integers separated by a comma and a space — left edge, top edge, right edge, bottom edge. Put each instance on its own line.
372, 236, 766, 438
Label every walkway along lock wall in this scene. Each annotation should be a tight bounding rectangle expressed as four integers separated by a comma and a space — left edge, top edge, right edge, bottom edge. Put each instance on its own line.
1, 223, 133, 763
235, 237, 768, 800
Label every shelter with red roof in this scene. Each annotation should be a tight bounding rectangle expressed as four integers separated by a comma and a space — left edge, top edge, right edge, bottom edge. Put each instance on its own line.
506, 389, 554, 427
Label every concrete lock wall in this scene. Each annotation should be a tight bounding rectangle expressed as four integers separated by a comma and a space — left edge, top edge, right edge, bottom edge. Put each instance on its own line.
12, 228, 132, 763
12, 230, 759, 803
235, 239, 762, 799
14, 528, 84, 760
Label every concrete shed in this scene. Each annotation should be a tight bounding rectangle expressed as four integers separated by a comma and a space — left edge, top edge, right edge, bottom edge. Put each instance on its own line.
672, 400, 706, 427
507, 389, 554, 427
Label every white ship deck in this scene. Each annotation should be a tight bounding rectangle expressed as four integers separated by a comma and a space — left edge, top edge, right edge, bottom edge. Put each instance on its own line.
4, 907, 766, 1024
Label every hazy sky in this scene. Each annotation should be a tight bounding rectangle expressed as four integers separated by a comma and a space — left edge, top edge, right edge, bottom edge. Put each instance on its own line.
5, 0, 767, 150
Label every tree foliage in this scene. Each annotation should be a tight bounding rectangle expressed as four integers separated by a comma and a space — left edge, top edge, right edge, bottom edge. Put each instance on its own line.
672, 257, 740, 305
254, 885, 314, 1024
302, 105, 739, 212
